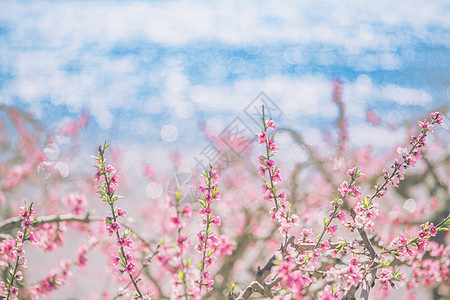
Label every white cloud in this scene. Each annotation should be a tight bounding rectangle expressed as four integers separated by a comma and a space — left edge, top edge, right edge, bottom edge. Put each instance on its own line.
0, 0, 445, 130
345, 75, 433, 109
381, 84, 432, 107
1, 0, 449, 48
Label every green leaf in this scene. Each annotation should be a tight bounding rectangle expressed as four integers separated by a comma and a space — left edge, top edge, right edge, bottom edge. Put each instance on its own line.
176, 190, 182, 201
177, 271, 185, 280
231, 282, 237, 292
438, 227, 449, 231
334, 196, 340, 205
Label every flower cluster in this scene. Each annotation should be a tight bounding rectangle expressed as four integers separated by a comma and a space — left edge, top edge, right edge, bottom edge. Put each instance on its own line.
30, 260, 72, 299
1, 103, 449, 300
95, 142, 147, 299
349, 198, 379, 232
66, 193, 87, 215
408, 241, 450, 289
156, 191, 195, 299
193, 166, 221, 297
389, 220, 443, 257
258, 115, 299, 237
33, 223, 65, 252
0, 203, 36, 300
376, 112, 446, 196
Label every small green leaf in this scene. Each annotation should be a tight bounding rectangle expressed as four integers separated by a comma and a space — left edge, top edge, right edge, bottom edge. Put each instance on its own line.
198, 199, 207, 208
177, 271, 185, 280
176, 190, 182, 201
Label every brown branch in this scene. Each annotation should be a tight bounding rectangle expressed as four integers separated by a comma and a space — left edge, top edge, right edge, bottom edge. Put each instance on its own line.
0, 213, 102, 233
343, 209, 378, 300
0, 213, 159, 255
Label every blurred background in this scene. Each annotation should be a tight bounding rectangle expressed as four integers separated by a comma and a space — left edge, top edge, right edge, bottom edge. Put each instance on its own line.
1, 0, 449, 158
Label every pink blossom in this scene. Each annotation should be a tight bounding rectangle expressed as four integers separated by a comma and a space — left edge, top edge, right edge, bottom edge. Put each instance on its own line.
94, 169, 101, 182
430, 112, 445, 126
117, 208, 126, 217
110, 174, 119, 186
117, 237, 132, 248
77, 245, 88, 267
15, 271, 23, 281
267, 120, 276, 130
66, 193, 87, 215
210, 216, 221, 226
125, 261, 136, 274
290, 214, 300, 225
212, 235, 234, 256
258, 166, 266, 178
418, 119, 434, 133
199, 207, 212, 215
338, 181, 350, 198
347, 167, 357, 177
327, 225, 338, 235
182, 206, 193, 217
204, 256, 216, 267
106, 222, 120, 236
112, 255, 120, 266
105, 165, 116, 174
210, 169, 219, 180
265, 159, 275, 170
302, 228, 313, 237
257, 132, 267, 144
268, 139, 279, 152
197, 232, 207, 245
20, 206, 34, 220
272, 169, 281, 182
170, 216, 183, 228
257, 155, 265, 164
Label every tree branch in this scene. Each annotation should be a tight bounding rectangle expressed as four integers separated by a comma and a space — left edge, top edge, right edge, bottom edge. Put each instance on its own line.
0, 213, 102, 233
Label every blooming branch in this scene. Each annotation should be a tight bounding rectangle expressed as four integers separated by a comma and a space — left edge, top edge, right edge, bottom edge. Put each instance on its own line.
95, 142, 151, 299
194, 165, 221, 298
0, 202, 36, 300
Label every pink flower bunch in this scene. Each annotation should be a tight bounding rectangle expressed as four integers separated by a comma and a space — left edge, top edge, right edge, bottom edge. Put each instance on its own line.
0, 203, 36, 300
156, 191, 196, 299
415, 222, 438, 254
406, 241, 450, 289
194, 166, 221, 297
30, 260, 72, 300
258, 116, 299, 238
95, 143, 146, 299
348, 199, 379, 232
317, 284, 344, 299
66, 193, 87, 215
77, 244, 89, 267
33, 223, 65, 252
338, 167, 362, 199
338, 181, 361, 198
273, 256, 313, 298
376, 112, 445, 196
